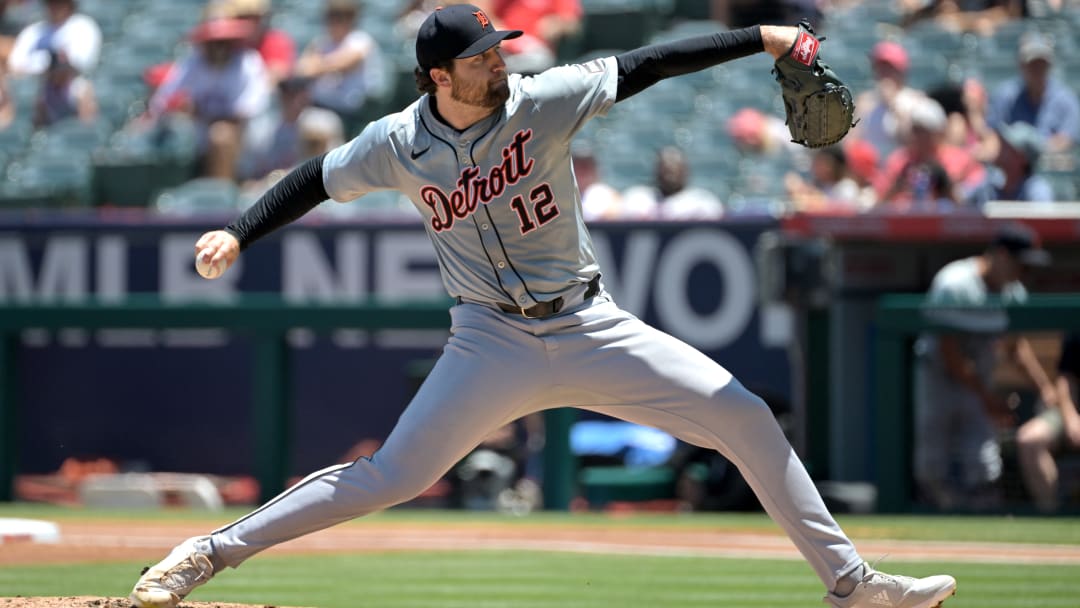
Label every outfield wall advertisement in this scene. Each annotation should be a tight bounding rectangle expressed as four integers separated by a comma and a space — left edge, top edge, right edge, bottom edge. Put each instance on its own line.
2, 216, 788, 476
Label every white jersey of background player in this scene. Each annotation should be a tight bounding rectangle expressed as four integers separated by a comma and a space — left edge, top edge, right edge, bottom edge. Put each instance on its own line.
130, 6, 956, 608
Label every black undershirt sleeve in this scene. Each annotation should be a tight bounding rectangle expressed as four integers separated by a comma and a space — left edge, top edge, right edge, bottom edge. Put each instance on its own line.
615, 26, 764, 102
224, 153, 329, 251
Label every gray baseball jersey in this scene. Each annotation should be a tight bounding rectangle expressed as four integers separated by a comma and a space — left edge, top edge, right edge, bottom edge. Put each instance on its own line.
913, 257, 1027, 492
196, 56, 863, 594
322, 57, 615, 308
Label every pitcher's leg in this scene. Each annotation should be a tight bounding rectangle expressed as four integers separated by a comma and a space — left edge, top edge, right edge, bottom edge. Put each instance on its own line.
211, 312, 547, 567
587, 380, 861, 588
555, 307, 860, 588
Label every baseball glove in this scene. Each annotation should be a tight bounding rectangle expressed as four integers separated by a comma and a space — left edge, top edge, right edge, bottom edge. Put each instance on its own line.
771, 21, 857, 148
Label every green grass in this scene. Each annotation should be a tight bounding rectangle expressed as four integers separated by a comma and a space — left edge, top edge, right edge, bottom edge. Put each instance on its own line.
2, 552, 1077, 608
1, 505, 1078, 607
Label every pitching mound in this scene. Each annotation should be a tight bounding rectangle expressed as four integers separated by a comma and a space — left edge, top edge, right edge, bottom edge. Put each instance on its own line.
0, 599, 307, 608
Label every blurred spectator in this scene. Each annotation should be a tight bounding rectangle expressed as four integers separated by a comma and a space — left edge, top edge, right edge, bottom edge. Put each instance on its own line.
142, 61, 188, 116
987, 32, 1080, 153
295, 0, 385, 124
783, 145, 870, 213
844, 138, 880, 208
573, 143, 622, 222
914, 222, 1055, 511
986, 121, 1055, 202
218, 0, 296, 86
1025, 0, 1070, 17
874, 97, 987, 210
929, 78, 998, 163
148, 17, 271, 180
396, 0, 443, 40
899, 0, 1023, 36
239, 76, 343, 187
1017, 332, 1080, 513
622, 146, 724, 220
851, 40, 926, 159
0, 0, 31, 65
472, 0, 582, 74
33, 48, 94, 127
7, 0, 100, 76
0, 67, 14, 129
726, 106, 798, 159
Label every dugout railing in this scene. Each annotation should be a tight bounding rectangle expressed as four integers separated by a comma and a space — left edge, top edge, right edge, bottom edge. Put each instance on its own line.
874, 293, 1080, 513
0, 297, 578, 509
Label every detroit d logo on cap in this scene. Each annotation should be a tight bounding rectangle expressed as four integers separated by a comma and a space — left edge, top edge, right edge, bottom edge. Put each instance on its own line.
473, 10, 490, 28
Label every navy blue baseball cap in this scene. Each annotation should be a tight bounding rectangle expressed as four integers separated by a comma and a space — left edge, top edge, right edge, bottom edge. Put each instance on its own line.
992, 222, 1051, 267
415, 4, 522, 70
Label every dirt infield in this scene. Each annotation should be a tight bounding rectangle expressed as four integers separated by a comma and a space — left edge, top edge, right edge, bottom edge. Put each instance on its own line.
4, 518, 1080, 568
0, 599, 306, 608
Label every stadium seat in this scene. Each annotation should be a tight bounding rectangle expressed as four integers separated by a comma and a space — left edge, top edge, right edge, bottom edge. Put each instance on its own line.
726, 157, 795, 215
903, 52, 956, 90
1044, 172, 1079, 201
0, 181, 61, 209
79, 0, 131, 39
976, 57, 1021, 89
32, 118, 112, 157
153, 178, 241, 214
270, 12, 322, 50
0, 122, 32, 156
639, 78, 698, 117
5, 154, 95, 208
92, 118, 199, 208
93, 150, 197, 208
580, 0, 673, 53
649, 19, 727, 44
669, 0, 712, 21
905, 23, 979, 58
7, 76, 37, 112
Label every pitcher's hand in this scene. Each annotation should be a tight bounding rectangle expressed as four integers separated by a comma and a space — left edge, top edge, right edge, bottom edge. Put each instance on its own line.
194, 230, 240, 279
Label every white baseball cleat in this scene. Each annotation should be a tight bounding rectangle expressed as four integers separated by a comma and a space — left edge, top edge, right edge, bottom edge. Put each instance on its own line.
129, 535, 216, 608
825, 568, 957, 608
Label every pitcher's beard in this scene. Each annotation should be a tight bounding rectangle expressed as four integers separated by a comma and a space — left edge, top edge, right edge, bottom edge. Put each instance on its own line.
452, 78, 510, 109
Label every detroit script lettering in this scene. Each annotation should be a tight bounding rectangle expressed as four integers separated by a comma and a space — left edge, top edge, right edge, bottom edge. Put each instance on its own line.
419, 129, 534, 232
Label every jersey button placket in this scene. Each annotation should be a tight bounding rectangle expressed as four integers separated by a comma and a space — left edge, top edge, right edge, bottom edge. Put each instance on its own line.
460, 137, 535, 311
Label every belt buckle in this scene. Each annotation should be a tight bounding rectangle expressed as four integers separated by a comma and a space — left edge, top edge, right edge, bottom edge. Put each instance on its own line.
520, 305, 540, 319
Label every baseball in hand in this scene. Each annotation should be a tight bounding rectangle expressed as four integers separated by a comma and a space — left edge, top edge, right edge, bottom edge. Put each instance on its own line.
195, 248, 225, 279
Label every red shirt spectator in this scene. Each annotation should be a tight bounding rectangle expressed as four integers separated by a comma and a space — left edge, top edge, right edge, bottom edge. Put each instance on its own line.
874, 98, 987, 210
473, 0, 582, 74
491, 0, 582, 51
223, 0, 296, 84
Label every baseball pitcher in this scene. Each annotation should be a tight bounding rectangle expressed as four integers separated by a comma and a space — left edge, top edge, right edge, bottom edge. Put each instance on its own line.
130, 6, 953, 608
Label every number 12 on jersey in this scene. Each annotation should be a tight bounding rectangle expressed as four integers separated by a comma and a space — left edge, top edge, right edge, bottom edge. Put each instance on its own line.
509, 183, 559, 234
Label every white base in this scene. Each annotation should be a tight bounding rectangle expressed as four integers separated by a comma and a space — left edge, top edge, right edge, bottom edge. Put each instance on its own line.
0, 517, 61, 544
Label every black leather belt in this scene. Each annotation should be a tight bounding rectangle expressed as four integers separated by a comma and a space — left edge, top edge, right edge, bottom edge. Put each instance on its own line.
493, 275, 601, 319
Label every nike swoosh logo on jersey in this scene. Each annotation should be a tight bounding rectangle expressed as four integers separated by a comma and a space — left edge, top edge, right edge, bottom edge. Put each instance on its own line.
411, 147, 430, 160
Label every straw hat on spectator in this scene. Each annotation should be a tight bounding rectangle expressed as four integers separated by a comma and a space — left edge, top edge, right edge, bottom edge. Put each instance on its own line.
227, 0, 270, 16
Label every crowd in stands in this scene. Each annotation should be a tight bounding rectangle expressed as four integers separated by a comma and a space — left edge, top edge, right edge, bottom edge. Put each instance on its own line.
0, 0, 1077, 217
